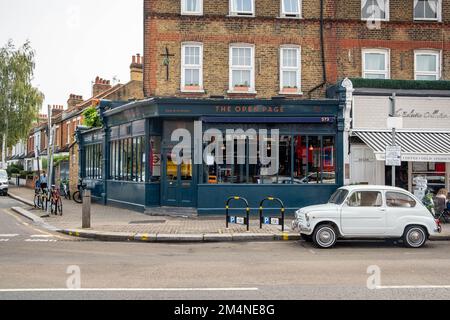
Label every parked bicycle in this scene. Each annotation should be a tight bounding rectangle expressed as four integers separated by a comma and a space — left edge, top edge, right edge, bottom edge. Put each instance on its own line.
60, 180, 71, 200
34, 187, 49, 211
72, 179, 86, 204
49, 185, 63, 216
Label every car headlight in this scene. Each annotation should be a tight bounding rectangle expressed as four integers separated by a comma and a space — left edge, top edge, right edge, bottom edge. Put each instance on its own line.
305, 213, 310, 222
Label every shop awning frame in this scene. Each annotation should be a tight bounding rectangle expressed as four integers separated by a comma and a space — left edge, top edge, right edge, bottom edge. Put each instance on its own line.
352, 130, 450, 162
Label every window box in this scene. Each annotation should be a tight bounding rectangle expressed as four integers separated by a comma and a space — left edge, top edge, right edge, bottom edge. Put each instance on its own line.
184, 85, 202, 91
233, 85, 250, 92
281, 87, 301, 94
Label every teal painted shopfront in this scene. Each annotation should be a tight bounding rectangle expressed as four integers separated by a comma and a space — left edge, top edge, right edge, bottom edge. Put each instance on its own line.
77, 89, 347, 215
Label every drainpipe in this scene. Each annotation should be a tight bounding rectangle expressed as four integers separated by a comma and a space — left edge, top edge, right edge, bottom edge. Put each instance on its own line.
308, 0, 327, 97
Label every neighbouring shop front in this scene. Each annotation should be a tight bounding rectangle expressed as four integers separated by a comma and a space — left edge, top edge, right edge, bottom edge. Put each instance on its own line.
348, 90, 450, 198
77, 95, 346, 214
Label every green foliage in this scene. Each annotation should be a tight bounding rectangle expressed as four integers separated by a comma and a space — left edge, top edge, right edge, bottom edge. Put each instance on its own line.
53, 154, 69, 167
350, 78, 450, 90
6, 162, 23, 176
41, 157, 48, 170
0, 40, 44, 149
82, 106, 102, 128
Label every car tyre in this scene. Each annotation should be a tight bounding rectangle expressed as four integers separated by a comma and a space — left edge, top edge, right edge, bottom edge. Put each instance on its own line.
403, 226, 427, 248
312, 224, 337, 249
301, 234, 313, 242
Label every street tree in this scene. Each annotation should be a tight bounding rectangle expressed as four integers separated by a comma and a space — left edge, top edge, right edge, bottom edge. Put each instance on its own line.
0, 40, 44, 168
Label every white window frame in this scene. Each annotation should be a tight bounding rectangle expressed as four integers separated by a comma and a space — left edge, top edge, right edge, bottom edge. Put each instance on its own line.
413, 0, 442, 22
181, 0, 203, 16
279, 46, 302, 95
361, 0, 389, 21
181, 42, 204, 92
362, 48, 390, 79
414, 50, 441, 80
229, 0, 255, 17
280, 0, 302, 18
228, 44, 256, 94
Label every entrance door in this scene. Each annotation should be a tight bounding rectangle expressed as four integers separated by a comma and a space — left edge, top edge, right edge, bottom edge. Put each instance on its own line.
162, 150, 196, 207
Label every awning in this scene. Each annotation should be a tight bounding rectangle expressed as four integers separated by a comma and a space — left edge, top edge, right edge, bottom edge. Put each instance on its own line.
352, 130, 450, 162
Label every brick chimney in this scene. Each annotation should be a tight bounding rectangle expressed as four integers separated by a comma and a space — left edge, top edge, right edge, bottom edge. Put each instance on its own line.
130, 54, 143, 82
67, 94, 83, 109
92, 76, 112, 97
50, 105, 64, 117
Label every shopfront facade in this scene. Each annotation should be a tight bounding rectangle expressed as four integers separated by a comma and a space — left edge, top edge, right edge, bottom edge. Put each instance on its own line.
348, 90, 450, 198
77, 95, 345, 215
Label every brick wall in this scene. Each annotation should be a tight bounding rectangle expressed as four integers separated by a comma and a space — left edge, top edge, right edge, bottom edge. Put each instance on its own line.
144, 0, 450, 99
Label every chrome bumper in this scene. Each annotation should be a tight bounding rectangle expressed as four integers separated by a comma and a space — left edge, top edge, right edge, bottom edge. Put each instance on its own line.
292, 220, 312, 234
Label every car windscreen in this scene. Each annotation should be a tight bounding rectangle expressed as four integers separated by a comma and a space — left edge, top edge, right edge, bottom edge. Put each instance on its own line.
328, 189, 349, 205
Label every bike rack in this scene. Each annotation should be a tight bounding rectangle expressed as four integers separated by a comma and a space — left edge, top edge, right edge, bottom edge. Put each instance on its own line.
259, 197, 285, 232
226, 196, 250, 231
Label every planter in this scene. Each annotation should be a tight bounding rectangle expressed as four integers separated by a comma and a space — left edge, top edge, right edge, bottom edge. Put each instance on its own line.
282, 87, 299, 94
233, 86, 250, 92
184, 85, 202, 91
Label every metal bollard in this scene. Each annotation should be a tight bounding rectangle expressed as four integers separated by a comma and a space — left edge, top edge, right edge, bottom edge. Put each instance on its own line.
82, 189, 91, 229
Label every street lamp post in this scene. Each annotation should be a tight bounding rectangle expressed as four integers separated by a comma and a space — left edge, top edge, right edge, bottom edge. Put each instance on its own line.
390, 93, 397, 187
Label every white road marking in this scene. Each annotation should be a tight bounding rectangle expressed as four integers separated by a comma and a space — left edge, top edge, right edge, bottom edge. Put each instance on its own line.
376, 285, 450, 290
0, 287, 259, 293
30, 235, 54, 238
0, 234, 18, 238
25, 239, 58, 242
0, 239, 10, 242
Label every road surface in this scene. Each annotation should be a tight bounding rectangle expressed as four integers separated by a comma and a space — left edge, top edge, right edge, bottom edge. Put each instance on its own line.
1, 196, 450, 300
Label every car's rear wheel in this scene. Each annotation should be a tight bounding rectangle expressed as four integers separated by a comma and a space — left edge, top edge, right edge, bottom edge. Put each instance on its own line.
403, 226, 427, 248
312, 224, 337, 249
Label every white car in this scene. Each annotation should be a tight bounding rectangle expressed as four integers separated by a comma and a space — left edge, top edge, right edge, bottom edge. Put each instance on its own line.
0, 169, 8, 196
292, 185, 441, 249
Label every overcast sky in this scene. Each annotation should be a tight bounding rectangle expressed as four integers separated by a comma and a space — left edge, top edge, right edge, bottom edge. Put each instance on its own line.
0, 0, 143, 114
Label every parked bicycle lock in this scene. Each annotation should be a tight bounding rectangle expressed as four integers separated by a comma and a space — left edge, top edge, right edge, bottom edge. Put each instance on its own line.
226, 196, 250, 231
259, 197, 285, 232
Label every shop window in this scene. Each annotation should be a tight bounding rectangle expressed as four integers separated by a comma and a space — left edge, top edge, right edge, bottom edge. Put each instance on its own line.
280, 46, 302, 94
415, 50, 441, 80
181, 0, 203, 15
230, 0, 254, 16
361, 0, 389, 21
281, 0, 301, 18
109, 136, 146, 183
181, 43, 203, 92
204, 131, 336, 185
362, 49, 390, 79
150, 136, 161, 182
84, 143, 102, 180
412, 162, 446, 194
414, 0, 441, 21
229, 45, 255, 93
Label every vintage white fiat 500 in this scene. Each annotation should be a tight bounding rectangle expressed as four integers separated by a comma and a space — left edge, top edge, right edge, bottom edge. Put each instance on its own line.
292, 185, 441, 249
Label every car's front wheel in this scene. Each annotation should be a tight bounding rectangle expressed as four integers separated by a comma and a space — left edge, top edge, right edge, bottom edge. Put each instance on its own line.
403, 226, 427, 248
312, 224, 337, 249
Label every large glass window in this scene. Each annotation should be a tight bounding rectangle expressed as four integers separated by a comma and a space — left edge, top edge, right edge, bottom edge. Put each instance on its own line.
362, 49, 390, 79
204, 130, 336, 185
361, 0, 388, 21
85, 144, 102, 180
412, 162, 446, 194
415, 50, 441, 81
414, 0, 441, 21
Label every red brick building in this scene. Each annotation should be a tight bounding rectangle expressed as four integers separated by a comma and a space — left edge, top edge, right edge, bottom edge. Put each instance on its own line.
144, 0, 449, 99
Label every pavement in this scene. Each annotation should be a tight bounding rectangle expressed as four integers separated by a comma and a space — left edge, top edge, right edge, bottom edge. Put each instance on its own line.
7, 186, 300, 243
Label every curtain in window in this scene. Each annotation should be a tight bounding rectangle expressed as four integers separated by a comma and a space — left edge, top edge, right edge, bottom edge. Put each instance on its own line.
283, 0, 299, 13
233, 0, 252, 12
427, 0, 438, 14
186, 0, 199, 12
416, 54, 437, 72
365, 53, 385, 71
362, 0, 386, 19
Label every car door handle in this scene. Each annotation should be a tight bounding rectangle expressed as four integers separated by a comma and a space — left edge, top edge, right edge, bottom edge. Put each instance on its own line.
379, 208, 387, 212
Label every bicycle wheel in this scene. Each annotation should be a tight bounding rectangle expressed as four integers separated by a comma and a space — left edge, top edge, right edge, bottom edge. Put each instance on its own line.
73, 191, 83, 204
57, 198, 63, 216
34, 194, 42, 209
